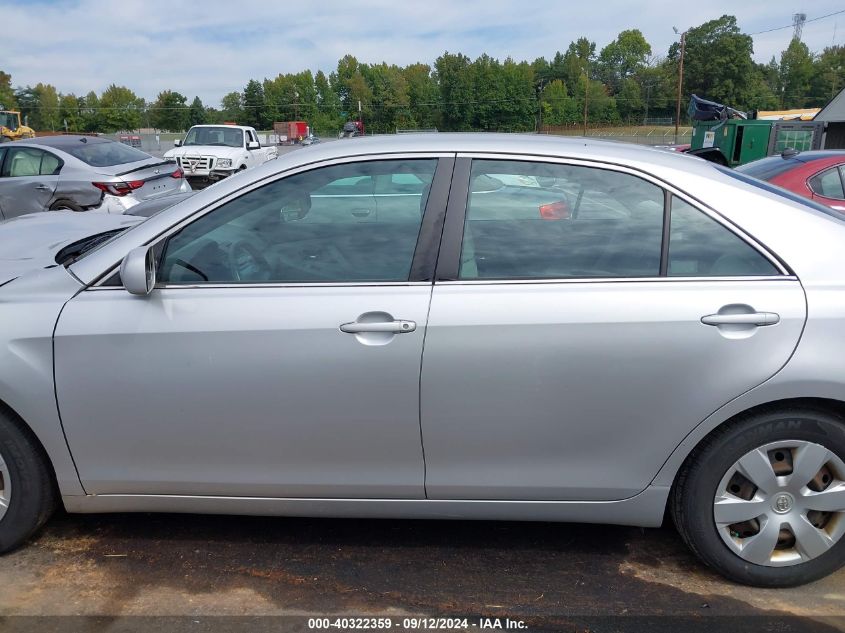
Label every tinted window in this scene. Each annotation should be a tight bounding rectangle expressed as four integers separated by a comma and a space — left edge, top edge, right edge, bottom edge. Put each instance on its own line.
1, 147, 61, 177
459, 160, 664, 279
63, 140, 150, 167
159, 159, 436, 284
719, 166, 844, 220
667, 197, 779, 277
809, 168, 845, 200
736, 157, 801, 181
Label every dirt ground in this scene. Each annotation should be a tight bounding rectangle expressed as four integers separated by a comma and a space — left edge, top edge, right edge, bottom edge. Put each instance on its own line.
0, 511, 843, 631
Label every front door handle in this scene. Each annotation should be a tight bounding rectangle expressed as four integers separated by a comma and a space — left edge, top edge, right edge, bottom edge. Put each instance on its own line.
701, 312, 780, 326
340, 320, 416, 334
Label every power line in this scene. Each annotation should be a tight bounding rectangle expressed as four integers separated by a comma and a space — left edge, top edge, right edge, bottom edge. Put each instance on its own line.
748, 9, 845, 36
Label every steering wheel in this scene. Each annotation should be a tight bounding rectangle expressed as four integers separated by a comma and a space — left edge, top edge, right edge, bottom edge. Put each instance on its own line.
227, 239, 273, 282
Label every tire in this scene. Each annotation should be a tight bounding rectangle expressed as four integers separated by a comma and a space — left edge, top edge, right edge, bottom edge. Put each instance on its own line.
671, 405, 845, 587
0, 407, 56, 553
49, 199, 82, 212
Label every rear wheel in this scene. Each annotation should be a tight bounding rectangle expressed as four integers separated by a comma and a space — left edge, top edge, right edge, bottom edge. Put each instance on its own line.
672, 406, 845, 586
0, 408, 56, 553
50, 199, 82, 212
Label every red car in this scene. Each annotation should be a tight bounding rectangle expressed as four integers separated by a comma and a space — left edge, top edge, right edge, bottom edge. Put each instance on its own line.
736, 150, 845, 212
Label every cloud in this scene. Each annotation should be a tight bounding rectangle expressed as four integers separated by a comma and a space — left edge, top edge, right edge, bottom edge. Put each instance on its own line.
1, 0, 842, 105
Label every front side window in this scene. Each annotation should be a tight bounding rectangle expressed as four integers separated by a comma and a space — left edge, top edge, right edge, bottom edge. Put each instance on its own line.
159, 159, 436, 284
667, 197, 779, 277
459, 160, 664, 279
808, 168, 845, 200
1, 148, 61, 177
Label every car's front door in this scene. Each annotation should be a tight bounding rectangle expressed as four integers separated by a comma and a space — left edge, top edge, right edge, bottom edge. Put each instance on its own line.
0, 146, 62, 217
54, 156, 450, 498
420, 157, 806, 502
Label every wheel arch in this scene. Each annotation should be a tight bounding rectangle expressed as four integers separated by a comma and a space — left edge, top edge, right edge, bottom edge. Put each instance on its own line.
654, 395, 845, 490
0, 398, 61, 495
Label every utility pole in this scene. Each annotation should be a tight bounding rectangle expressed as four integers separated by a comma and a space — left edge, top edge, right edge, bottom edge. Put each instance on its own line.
536, 78, 547, 133
583, 68, 589, 136
674, 27, 686, 145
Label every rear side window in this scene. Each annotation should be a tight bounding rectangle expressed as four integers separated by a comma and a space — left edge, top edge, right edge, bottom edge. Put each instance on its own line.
808, 168, 845, 200
63, 141, 150, 167
459, 159, 664, 279
667, 197, 779, 277
1, 147, 62, 177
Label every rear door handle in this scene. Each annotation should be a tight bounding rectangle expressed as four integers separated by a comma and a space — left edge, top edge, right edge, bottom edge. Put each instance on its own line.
701, 312, 780, 326
35, 185, 51, 191
340, 320, 416, 334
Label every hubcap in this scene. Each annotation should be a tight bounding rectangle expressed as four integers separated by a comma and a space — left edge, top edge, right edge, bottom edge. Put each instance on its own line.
714, 440, 845, 567
0, 451, 10, 522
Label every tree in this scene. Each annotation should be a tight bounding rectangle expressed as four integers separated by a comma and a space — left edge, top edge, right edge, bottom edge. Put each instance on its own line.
668, 15, 760, 110
188, 96, 207, 127
561, 38, 596, 90
540, 79, 577, 126
150, 90, 189, 131
220, 91, 244, 122
779, 39, 815, 108
58, 94, 81, 132
79, 91, 101, 132
99, 84, 143, 132
403, 63, 439, 129
313, 70, 342, 134
241, 79, 267, 129
0, 71, 16, 110
597, 29, 652, 93
435, 52, 473, 130
810, 45, 845, 107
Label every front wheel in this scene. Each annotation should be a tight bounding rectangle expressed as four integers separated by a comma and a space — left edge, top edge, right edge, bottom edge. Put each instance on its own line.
0, 408, 56, 553
672, 406, 845, 586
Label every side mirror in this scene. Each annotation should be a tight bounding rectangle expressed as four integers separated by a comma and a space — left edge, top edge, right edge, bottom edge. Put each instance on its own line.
174, 139, 182, 147
120, 246, 156, 296
247, 140, 260, 150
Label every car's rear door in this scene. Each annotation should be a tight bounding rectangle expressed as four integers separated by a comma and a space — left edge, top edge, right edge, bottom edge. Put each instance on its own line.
54, 155, 453, 498
420, 156, 806, 502
0, 146, 62, 216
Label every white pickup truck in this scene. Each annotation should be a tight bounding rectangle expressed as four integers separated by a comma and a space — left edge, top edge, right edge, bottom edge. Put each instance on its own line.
164, 125, 277, 187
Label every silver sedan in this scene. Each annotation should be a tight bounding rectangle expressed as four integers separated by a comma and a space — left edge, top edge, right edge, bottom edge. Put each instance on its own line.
1, 134, 845, 587
0, 135, 190, 219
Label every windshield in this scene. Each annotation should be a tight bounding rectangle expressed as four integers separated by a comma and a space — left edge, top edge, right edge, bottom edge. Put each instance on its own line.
0, 112, 19, 130
64, 140, 152, 167
717, 165, 845, 221
183, 127, 244, 148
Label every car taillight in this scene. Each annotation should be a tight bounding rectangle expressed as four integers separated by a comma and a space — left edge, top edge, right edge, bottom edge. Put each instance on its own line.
92, 180, 144, 197
171, 167, 184, 179
539, 200, 570, 220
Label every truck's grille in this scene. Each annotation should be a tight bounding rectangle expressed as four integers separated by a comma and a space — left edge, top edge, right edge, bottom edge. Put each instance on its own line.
178, 156, 213, 172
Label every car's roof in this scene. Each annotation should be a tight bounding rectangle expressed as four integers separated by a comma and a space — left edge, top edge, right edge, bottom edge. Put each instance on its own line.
16, 135, 113, 148
295, 133, 710, 175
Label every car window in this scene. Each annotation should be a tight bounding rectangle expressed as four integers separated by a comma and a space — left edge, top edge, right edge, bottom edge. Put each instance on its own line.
158, 159, 436, 284
1, 147, 60, 177
809, 168, 845, 200
0, 147, 6, 173
667, 197, 779, 277
63, 140, 150, 167
459, 160, 665, 279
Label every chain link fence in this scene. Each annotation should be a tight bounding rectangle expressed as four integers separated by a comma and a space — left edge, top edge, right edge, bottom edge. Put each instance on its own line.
540, 124, 693, 146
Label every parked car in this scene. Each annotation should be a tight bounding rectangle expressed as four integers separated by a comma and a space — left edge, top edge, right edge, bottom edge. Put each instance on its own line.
736, 150, 845, 213
165, 125, 277, 188
0, 135, 190, 219
2, 134, 845, 587
0, 192, 194, 285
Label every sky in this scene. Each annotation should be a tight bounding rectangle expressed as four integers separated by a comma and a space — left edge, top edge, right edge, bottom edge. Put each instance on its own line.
1, 0, 843, 106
